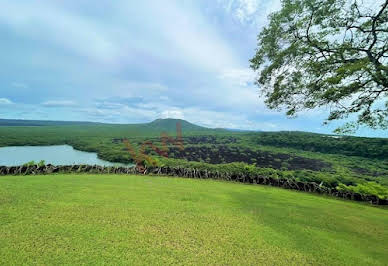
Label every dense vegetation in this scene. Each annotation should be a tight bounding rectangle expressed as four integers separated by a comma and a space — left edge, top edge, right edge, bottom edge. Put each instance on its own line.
0, 118, 387, 199
253, 132, 388, 159
0, 174, 387, 265
0, 119, 100, 127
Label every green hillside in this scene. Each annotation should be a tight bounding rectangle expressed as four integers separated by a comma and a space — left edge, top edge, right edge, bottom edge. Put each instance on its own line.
144, 118, 210, 132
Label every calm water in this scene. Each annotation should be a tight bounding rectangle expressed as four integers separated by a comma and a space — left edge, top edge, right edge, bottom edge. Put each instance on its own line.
0, 145, 134, 167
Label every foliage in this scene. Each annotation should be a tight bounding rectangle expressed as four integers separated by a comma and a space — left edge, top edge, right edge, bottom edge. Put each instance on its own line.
23, 160, 45, 167
250, 0, 388, 132
337, 182, 388, 199
23, 161, 35, 167
252, 131, 388, 158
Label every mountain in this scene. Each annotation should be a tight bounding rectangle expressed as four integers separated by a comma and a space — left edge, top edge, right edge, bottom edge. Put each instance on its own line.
0, 118, 214, 132
144, 118, 210, 132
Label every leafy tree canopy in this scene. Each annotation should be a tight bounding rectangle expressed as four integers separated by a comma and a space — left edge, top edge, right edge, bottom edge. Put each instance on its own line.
250, 0, 388, 133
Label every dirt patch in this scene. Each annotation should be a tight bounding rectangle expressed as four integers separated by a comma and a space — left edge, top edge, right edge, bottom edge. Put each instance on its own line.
183, 136, 238, 145
352, 167, 386, 177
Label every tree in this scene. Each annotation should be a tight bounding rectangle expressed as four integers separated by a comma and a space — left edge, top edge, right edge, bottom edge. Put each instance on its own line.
250, 0, 388, 133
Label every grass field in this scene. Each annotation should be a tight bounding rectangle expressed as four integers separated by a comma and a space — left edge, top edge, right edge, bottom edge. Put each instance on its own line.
0, 174, 387, 265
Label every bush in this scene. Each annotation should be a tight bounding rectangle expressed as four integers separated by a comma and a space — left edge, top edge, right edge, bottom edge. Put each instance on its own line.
23, 161, 36, 167
23, 160, 45, 167
337, 182, 388, 200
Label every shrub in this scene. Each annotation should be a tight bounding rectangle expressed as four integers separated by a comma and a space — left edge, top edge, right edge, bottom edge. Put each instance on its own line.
337, 182, 388, 200
22, 160, 45, 167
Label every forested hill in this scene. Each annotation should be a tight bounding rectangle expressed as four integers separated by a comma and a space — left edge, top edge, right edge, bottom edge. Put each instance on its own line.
144, 118, 211, 132
252, 132, 388, 159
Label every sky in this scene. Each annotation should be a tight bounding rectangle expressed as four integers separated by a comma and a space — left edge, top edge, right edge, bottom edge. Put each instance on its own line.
0, 0, 386, 137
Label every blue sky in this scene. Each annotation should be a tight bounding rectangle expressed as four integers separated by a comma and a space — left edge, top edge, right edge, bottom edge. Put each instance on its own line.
0, 0, 386, 137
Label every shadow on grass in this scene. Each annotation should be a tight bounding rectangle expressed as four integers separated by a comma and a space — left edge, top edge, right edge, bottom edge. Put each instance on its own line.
226, 186, 388, 264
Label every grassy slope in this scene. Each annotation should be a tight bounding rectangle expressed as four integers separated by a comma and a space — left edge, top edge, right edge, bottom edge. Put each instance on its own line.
0, 174, 387, 265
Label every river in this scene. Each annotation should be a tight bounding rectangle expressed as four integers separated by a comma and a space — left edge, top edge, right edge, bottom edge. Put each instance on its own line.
0, 145, 134, 167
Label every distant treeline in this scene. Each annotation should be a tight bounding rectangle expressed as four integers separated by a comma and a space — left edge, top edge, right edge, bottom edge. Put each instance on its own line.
0, 119, 99, 127
253, 132, 388, 159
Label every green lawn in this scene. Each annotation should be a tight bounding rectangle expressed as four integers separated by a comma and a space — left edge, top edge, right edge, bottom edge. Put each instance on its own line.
0, 174, 387, 265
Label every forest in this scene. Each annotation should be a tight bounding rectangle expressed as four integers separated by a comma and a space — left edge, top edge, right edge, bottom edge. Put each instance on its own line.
0, 118, 387, 200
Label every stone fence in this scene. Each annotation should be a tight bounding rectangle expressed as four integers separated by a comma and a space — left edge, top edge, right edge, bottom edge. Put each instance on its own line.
0, 164, 386, 205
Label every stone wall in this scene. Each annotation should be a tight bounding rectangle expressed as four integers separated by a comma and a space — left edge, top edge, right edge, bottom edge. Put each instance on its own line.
0, 164, 386, 205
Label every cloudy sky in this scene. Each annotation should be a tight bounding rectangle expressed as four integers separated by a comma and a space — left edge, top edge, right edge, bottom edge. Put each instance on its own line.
0, 0, 386, 137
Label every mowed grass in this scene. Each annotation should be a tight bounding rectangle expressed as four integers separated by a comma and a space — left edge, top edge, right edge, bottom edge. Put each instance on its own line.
0, 175, 387, 265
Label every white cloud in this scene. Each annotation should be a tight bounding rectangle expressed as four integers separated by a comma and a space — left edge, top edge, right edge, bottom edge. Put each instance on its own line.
117, 81, 168, 95
157, 106, 281, 131
81, 105, 157, 123
95, 101, 126, 110
151, 0, 239, 72
0, 2, 120, 65
161, 109, 185, 119
218, 68, 256, 86
235, 0, 260, 23
42, 100, 77, 107
217, 0, 281, 26
0, 98, 13, 105
0, 1, 240, 73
